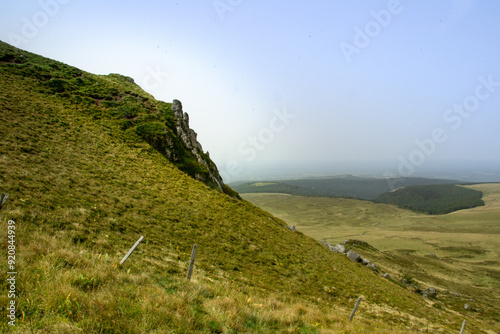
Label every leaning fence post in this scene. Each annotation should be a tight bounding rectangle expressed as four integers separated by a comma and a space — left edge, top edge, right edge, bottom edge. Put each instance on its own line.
349, 297, 362, 321
119, 236, 144, 265
0, 193, 9, 211
459, 319, 466, 334
186, 244, 197, 281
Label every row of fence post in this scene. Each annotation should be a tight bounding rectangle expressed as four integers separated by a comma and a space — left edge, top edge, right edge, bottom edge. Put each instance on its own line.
119, 236, 468, 331
0, 194, 200, 281
0, 193, 470, 331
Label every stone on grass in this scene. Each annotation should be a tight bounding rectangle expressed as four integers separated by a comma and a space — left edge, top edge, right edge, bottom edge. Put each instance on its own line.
334, 244, 346, 254
346, 250, 362, 262
321, 241, 335, 252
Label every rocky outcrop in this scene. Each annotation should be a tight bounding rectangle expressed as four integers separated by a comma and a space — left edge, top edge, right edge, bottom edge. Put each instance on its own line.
347, 250, 362, 262
322, 240, 379, 273
136, 99, 229, 193
321, 241, 347, 254
172, 100, 203, 152
334, 244, 346, 254
171, 99, 224, 192
320, 238, 444, 300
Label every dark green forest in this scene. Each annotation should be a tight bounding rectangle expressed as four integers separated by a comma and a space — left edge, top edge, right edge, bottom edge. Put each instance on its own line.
233, 176, 459, 200
234, 177, 485, 214
373, 184, 484, 214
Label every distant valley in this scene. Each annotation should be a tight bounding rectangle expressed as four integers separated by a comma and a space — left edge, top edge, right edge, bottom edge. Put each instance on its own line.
232, 175, 462, 200
242, 183, 500, 330
232, 175, 487, 214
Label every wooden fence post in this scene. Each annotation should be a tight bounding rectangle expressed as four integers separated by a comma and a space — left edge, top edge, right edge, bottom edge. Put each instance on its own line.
349, 297, 362, 321
119, 236, 144, 265
459, 319, 466, 334
0, 193, 9, 211
186, 244, 197, 281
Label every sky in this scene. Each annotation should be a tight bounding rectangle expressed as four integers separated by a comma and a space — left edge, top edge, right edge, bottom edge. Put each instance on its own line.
1, 0, 500, 182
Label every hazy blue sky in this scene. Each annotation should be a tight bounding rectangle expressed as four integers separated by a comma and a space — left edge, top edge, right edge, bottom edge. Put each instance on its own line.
1, 0, 499, 181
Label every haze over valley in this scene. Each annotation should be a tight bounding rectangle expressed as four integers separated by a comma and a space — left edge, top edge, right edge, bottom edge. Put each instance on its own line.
224, 159, 500, 184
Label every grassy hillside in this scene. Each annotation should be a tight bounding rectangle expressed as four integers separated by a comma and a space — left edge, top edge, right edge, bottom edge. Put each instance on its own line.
242, 184, 500, 333
374, 184, 485, 214
0, 40, 232, 196
0, 41, 484, 333
233, 176, 459, 200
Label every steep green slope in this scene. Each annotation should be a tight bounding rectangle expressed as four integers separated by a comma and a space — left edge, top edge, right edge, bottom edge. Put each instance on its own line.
0, 40, 234, 196
0, 41, 472, 333
374, 184, 485, 214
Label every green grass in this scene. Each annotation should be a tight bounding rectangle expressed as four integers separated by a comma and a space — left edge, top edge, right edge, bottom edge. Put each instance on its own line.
0, 40, 228, 195
0, 40, 488, 333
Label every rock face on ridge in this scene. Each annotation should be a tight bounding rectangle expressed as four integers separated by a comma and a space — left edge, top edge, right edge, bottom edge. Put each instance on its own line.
170, 99, 224, 192
172, 99, 202, 152
132, 98, 230, 194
